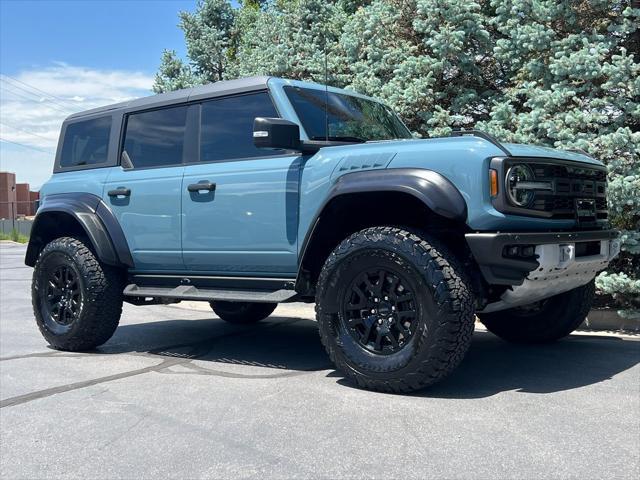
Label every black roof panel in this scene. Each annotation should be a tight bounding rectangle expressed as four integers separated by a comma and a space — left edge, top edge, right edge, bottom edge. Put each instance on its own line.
67, 76, 272, 120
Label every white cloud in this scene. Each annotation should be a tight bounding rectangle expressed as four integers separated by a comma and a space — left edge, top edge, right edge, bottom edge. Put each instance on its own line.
0, 63, 154, 188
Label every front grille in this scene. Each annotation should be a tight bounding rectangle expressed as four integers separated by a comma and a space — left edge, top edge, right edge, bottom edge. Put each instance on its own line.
527, 162, 608, 221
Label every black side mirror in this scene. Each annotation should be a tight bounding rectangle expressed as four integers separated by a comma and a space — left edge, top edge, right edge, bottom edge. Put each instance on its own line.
253, 117, 301, 150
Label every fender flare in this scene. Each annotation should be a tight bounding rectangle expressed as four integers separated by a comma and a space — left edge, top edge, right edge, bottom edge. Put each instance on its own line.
296, 168, 468, 290
25, 193, 133, 268
324, 168, 467, 222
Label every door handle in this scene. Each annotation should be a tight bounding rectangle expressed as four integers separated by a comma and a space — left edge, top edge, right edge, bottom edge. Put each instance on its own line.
107, 188, 131, 197
187, 181, 216, 193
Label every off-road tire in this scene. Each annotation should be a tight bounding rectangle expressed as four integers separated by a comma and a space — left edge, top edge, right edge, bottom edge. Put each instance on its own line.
209, 301, 277, 324
316, 226, 475, 393
32, 236, 124, 351
477, 281, 595, 344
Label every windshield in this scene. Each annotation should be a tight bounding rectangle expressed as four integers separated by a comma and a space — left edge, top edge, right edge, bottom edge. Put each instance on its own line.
283, 86, 412, 142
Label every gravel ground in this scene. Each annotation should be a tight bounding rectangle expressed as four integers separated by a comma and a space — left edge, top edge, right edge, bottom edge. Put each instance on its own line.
1, 241, 639, 479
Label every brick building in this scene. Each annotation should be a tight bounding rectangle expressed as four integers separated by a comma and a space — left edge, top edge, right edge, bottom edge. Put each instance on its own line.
0, 172, 17, 220
29, 191, 40, 215
16, 183, 31, 216
0, 172, 38, 219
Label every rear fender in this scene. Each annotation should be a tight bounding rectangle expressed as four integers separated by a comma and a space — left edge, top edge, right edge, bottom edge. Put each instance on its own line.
25, 193, 133, 268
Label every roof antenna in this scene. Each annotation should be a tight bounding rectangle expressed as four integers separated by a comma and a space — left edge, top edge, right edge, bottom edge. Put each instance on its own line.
324, 31, 329, 142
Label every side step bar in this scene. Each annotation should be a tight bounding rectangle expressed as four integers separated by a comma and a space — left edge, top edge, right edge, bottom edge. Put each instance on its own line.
123, 284, 298, 304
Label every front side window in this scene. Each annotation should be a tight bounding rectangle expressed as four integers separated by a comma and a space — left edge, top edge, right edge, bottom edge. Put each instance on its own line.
60, 116, 111, 168
200, 92, 283, 162
123, 105, 188, 168
284, 86, 412, 142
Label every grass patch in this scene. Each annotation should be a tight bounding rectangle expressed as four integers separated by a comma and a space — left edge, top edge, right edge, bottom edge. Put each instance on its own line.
0, 229, 29, 243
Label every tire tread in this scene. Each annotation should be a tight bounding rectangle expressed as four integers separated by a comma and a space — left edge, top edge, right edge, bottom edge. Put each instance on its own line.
32, 236, 123, 351
316, 226, 475, 393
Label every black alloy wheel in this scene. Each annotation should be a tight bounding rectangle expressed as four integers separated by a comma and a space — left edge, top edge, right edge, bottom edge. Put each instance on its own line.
42, 261, 82, 334
341, 267, 418, 356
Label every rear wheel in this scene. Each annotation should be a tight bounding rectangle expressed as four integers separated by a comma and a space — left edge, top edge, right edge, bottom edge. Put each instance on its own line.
32, 236, 124, 351
316, 227, 475, 393
477, 281, 595, 343
209, 301, 277, 324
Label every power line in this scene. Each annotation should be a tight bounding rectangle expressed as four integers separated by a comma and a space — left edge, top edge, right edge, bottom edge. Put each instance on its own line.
0, 79, 76, 114
0, 80, 75, 113
0, 137, 54, 154
0, 85, 74, 115
1, 84, 72, 112
0, 122, 55, 143
1, 74, 79, 110
2, 73, 77, 107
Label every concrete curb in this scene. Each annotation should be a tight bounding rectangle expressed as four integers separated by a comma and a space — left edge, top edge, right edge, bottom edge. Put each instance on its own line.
581, 309, 640, 332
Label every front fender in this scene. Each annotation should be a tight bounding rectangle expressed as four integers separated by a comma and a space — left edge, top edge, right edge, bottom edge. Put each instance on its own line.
295, 168, 468, 292
327, 168, 467, 222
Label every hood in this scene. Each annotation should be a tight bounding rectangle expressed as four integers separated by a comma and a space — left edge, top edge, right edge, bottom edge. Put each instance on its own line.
315, 137, 606, 169
504, 143, 605, 167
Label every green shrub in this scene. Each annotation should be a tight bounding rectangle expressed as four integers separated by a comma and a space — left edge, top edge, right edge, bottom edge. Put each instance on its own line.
0, 229, 29, 243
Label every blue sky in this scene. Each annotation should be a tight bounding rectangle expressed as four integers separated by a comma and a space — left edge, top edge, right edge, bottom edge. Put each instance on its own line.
0, 0, 194, 75
0, 0, 237, 188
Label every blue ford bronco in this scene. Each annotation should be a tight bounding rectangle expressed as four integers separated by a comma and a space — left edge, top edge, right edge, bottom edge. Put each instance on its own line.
27, 77, 620, 392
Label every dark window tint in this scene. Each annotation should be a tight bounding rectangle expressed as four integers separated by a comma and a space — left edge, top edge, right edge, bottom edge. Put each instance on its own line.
123, 105, 188, 168
60, 116, 111, 168
284, 86, 412, 142
200, 92, 283, 162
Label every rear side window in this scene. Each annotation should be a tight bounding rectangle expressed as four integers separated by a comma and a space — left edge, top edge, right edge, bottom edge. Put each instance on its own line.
123, 105, 188, 168
60, 116, 111, 168
200, 92, 283, 162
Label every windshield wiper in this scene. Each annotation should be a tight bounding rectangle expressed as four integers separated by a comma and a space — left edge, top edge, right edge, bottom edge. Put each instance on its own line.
310, 135, 367, 143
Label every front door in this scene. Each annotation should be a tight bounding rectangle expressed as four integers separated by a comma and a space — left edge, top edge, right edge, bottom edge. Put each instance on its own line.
182, 92, 301, 275
104, 104, 193, 271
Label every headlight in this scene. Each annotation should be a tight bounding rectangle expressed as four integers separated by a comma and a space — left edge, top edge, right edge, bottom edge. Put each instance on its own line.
506, 164, 535, 207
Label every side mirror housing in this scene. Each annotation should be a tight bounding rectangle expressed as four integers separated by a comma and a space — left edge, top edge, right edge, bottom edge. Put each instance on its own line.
253, 117, 301, 150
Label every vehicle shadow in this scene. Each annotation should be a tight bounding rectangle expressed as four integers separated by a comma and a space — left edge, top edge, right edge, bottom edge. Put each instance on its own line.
105, 315, 333, 372
104, 316, 639, 398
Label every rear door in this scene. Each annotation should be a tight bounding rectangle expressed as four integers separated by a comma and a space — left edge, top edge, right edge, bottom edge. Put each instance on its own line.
103, 104, 195, 271
181, 91, 302, 275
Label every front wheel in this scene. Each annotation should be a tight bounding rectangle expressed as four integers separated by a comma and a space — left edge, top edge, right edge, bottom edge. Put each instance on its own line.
316, 227, 475, 393
477, 281, 595, 344
209, 301, 277, 324
32, 236, 124, 351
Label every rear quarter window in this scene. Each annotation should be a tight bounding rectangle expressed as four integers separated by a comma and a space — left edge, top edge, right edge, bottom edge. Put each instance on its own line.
59, 116, 112, 168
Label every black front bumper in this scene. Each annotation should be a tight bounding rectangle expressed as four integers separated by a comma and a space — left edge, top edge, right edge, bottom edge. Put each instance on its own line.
465, 230, 619, 286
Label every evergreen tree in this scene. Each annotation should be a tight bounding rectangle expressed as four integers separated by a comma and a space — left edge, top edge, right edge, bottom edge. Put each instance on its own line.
231, 0, 352, 85
153, 0, 235, 92
342, 0, 497, 135
153, 50, 199, 93
476, 0, 639, 314
154, 0, 639, 314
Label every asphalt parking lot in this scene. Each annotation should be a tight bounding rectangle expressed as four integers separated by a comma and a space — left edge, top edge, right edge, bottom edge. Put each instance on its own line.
1, 241, 639, 479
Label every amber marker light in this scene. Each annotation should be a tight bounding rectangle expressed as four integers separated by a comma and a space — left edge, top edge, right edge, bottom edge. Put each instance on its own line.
490, 169, 498, 197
